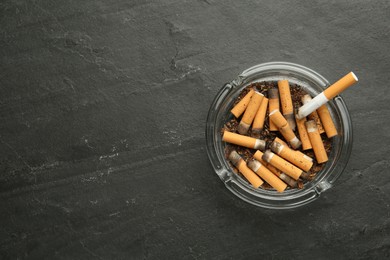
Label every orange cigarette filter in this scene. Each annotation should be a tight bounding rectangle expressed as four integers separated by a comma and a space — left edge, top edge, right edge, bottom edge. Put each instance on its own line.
222, 131, 266, 150
274, 137, 313, 163
230, 88, 255, 118
238, 92, 264, 134
317, 105, 338, 138
295, 114, 313, 150
323, 72, 358, 100
305, 120, 328, 163
269, 109, 301, 149
262, 150, 309, 180
268, 88, 279, 131
278, 80, 296, 130
253, 150, 298, 188
301, 94, 325, 134
270, 141, 313, 172
248, 160, 287, 192
228, 151, 264, 188
252, 97, 269, 136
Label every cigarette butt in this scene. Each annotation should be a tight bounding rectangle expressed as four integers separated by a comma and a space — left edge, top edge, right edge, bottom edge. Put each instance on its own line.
262, 150, 308, 180
248, 160, 287, 192
253, 150, 297, 188
228, 151, 264, 188
252, 97, 269, 136
297, 72, 358, 119
254, 150, 279, 174
268, 88, 279, 131
278, 80, 296, 130
269, 110, 301, 149
295, 114, 313, 150
277, 173, 298, 188
284, 114, 296, 133
317, 105, 338, 138
305, 120, 328, 163
238, 92, 264, 134
270, 141, 313, 172
309, 112, 325, 134
222, 131, 266, 150
231, 89, 255, 118
269, 109, 287, 127
274, 137, 313, 162
301, 95, 325, 134
323, 72, 359, 100
253, 150, 280, 175
279, 124, 301, 149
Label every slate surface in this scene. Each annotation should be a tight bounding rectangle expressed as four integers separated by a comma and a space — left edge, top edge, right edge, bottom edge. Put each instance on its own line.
1, 0, 389, 259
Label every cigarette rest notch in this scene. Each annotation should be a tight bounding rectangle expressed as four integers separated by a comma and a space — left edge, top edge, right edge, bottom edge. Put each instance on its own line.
315, 181, 332, 194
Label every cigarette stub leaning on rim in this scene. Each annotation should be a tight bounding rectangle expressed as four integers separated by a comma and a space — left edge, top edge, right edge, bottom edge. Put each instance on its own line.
228, 150, 264, 188
222, 131, 266, 150
297, 72, 358, 119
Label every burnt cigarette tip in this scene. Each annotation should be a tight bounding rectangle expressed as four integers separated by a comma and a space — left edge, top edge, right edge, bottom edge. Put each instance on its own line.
285, 113, 296, 130
228, 150, 242, 166
254, 139, 266, 151
301, 94, 312, 103
247, 159, 261, 172
237, 122, 250, 135
289, 137, 302, 150
351, 72, 358, 81
268, 88, 279, 99
262, 150, 274, 163
251, 128, 262, 139
279, 173, 298, 188
300, 171, 310, 180
270, 141, 283, 154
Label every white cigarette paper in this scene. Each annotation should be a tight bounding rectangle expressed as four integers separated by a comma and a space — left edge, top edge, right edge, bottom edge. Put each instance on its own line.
297, 72, 358, 119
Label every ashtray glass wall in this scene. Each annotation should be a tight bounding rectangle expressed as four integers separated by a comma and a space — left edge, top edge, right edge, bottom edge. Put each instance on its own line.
205, 62, 352, 209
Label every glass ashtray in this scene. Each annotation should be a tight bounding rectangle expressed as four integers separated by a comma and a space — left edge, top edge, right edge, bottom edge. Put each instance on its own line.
205, 62, 352, 209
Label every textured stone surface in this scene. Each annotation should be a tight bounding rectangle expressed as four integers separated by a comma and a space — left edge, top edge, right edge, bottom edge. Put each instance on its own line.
1, 0, 389, 258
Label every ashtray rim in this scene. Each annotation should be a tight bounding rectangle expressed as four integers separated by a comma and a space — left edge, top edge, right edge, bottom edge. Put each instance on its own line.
205, 61, 353, 209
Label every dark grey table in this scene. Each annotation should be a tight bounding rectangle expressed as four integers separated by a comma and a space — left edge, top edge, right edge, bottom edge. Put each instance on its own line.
1, 1, 389, 258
